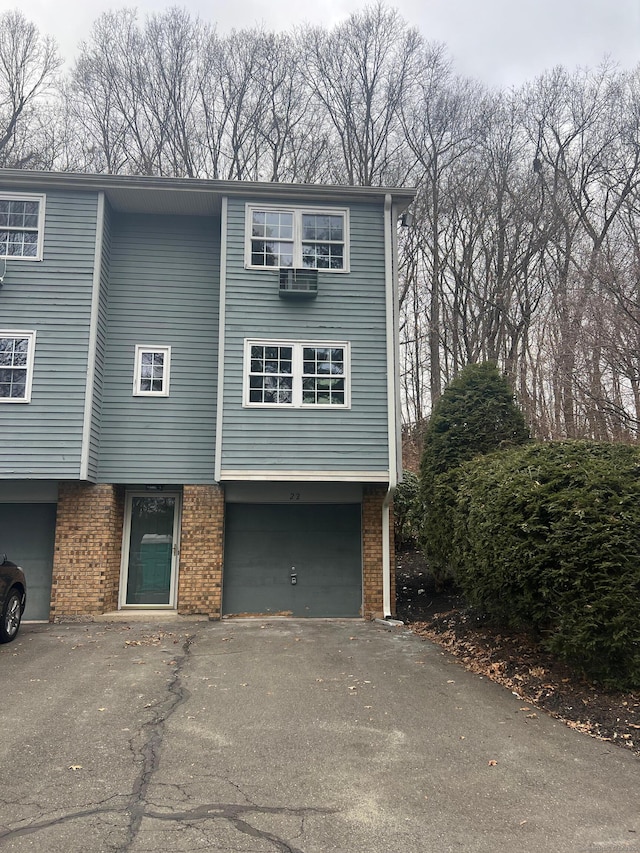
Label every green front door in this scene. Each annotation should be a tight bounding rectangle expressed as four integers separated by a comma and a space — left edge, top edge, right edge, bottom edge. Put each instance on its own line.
223, 503, 362, 617
121, 494, 180, 607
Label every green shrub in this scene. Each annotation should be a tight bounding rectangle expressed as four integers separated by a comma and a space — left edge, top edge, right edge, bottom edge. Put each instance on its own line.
455, 441, 640, 689
420, 362, 529, 479
394, 471, 421, 549
419, 467, 462, 584
419, 362, 529, 583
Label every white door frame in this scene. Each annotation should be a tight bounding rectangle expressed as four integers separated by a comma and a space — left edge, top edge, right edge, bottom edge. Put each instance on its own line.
118, 491, 182, 609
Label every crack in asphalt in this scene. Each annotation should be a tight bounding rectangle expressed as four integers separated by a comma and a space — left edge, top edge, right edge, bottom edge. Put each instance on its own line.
118, 632, 194, 852
144, 803, 337, 853
0, 806, 122, 840
0, 631, 335, 853
0, 800, 334, 852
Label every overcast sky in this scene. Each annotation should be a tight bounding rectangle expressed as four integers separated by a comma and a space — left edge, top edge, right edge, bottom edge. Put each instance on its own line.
17, 0, 640, 87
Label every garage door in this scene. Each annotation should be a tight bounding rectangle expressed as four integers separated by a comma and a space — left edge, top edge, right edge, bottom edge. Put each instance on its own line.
0, 504, 56, 621
223, 503, 362, 617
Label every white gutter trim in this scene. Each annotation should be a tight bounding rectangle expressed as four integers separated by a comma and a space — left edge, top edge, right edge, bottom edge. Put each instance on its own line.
383, 193, 398, 618
219, 470, 389, 482
80, 191, 105, 481
214, 196, 228, 483
0, 167, 417, 206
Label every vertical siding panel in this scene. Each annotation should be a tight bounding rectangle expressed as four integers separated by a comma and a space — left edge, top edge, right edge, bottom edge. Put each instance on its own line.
98, 213, 219, 484
221, 196, 389, 473
0, 189, 98, 478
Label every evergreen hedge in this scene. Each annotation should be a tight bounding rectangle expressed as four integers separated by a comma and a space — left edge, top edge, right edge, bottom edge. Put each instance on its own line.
394, 471, 421, 548
419, 362, 529, 582
454, 441, 640, 689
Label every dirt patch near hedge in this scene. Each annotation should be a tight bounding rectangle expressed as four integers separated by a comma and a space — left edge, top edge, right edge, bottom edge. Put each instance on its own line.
396, 548, 640, 758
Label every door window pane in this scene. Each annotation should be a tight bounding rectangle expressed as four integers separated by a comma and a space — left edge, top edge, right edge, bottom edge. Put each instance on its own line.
126, 497, 175, 605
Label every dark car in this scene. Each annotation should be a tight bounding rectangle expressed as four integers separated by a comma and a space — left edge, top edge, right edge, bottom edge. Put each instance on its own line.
0, 554, 26, 643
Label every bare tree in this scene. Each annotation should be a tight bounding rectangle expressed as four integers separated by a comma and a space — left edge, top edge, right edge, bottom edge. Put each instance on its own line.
0, 10, 62, 167
255, 32, 329, 182
399, 47, 487, 404
303, 2, 422, 186
524, 63, 640, 437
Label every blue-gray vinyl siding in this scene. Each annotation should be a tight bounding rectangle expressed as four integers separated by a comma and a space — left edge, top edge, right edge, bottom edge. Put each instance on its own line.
0, 190, 99, 478
220, 197, 390, 474
98, 213, 219, 484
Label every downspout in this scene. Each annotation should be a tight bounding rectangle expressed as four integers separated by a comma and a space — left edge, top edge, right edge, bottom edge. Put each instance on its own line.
214, 196, 228, 483
382, 193, 398, 618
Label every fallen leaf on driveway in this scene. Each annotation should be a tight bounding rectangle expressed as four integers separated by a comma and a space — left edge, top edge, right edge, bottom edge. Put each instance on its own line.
68, 765, 82, 771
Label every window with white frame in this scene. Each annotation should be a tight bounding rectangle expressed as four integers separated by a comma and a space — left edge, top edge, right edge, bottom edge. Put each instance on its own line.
0, 331, 36, 402
0, 194, 45, 260
134, 346, 171, 396
246, 206, 349, 271
245, 341, 350, 408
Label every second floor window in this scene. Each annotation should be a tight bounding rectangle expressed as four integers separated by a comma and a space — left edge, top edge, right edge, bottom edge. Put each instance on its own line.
245, 340, 350, 408
246, 206, 349, 271
0, 194, 45, 260
0, 331, 36, 402
133, 346, 171, 396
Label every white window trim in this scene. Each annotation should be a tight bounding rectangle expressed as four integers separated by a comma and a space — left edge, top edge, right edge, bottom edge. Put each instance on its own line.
133, 345, 171, 397
244, 204, 350, 272
243, 338, 351, 409
0, 329, 36, 403
0, 193, 46, 261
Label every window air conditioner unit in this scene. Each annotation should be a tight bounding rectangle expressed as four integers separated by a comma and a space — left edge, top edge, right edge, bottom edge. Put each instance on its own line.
279, 268, 318, 299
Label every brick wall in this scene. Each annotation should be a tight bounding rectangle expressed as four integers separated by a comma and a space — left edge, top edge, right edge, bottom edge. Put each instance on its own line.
49, 482, 390, 621
362, 486, 396, 620
178, 484, 224, 618
50, 483, 124, 619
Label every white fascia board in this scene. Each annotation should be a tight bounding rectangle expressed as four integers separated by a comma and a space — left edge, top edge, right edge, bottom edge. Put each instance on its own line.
0, 168, 416, 216
219, 470, 390, 483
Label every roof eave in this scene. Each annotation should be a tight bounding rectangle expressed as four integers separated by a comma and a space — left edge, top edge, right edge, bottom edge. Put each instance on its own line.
0, 168, 416, 215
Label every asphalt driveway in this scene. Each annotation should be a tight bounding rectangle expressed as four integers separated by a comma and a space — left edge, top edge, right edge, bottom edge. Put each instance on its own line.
1, 617, 639, 853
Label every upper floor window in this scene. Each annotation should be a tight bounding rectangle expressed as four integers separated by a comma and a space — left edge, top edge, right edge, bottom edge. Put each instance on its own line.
133, 345, 171, 397
0, 194, 45, 260
244, 340, 350, 408
246, 205, 349, 272
0, 331, 36, 402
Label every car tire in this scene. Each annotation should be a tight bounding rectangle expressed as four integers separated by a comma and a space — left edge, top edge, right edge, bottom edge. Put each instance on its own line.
0, 587, 23, 643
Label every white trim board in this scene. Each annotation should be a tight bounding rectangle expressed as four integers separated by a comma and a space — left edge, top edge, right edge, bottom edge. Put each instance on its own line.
219, 470, 389, 483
